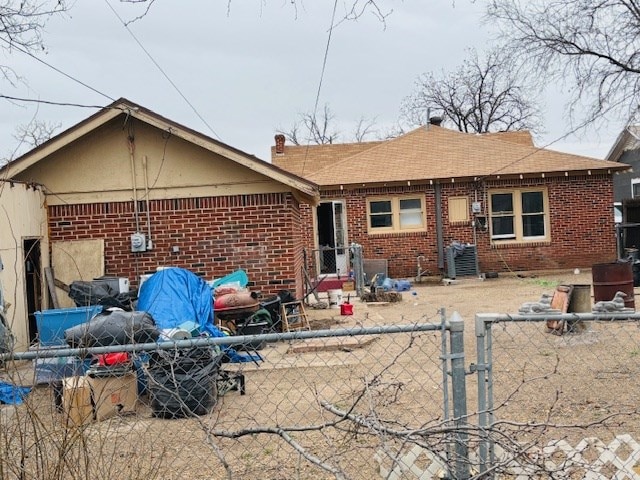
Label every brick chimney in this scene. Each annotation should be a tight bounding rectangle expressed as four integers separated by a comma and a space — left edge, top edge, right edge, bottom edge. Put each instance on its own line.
274, 134, 285, 154
429, 116, 443, 127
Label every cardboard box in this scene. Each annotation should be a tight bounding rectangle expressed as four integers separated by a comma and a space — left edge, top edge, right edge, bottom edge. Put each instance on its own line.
62, 376, 93, 427
342, 281, 355, 292
87, 373, 137, 421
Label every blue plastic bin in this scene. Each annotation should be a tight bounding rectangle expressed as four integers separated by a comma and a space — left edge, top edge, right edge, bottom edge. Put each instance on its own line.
31, 345, 92, 384
34, 306, 103, 346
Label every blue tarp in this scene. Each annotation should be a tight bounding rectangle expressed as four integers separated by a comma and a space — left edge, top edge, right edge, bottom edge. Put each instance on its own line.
0, 381, 30, 405
137, 268, 259, 363
138, 268, 218, 337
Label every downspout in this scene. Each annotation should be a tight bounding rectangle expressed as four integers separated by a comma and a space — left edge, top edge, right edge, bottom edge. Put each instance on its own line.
435, 182, 445, 271
128, 135, 140, 233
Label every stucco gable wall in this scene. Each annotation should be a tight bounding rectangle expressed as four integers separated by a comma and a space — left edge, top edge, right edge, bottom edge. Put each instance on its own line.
13, 118, 289, 205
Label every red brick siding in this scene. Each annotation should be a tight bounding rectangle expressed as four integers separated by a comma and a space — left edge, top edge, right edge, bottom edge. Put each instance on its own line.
305, 175, 617, 278
48, 193, 304, 297
477, 176, 617, 273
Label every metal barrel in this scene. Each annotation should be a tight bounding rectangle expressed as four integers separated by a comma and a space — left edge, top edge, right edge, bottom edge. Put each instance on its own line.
592, 262, 635, 310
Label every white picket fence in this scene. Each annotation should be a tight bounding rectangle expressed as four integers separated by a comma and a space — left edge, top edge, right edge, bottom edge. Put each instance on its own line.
376, 434, 640, 479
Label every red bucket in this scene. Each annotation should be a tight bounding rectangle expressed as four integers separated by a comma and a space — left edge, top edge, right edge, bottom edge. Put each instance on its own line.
340, 302, 354, 316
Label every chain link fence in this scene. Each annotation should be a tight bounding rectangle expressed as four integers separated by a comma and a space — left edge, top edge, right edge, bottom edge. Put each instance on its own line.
5, 273, 640, 479
474, 312, 640, 478
0, 302, 462, 480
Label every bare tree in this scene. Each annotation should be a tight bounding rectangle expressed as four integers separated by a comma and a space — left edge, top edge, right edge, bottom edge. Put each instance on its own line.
353, 115, 378, 142
278, 104, 341, 145
401, 47, 543, 133
487, 0, 640, 126
13, 119, 61, 148
277, 105, 381, 145
0, 1, 69, 82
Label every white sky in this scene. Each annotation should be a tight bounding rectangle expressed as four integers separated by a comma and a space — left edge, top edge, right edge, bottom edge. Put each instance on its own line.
0, 1, 626, 162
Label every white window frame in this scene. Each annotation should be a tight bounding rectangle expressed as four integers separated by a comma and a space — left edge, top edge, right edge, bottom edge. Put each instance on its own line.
367, 195, 425, 234
632, 178, 640, 198
489, 187, 549, 243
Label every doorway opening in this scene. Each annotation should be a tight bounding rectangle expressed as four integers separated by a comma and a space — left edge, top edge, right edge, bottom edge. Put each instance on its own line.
316, 200, 348, 275
24, 238, 42, 344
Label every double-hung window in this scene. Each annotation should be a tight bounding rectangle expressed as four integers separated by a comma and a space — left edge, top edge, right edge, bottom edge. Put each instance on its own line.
490, 188, 548, 242
368, 196, 425, 233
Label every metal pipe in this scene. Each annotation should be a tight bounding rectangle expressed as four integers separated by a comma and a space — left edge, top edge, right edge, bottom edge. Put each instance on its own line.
435, 183, 444, 271
448, 311, 470, 480
142, 154, 152, 249
475, 313, 490, 475
2, 322, 444, 361
128, 134, 140, 233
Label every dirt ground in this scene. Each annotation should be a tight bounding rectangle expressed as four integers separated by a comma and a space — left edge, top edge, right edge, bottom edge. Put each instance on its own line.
4, 267, 640, 480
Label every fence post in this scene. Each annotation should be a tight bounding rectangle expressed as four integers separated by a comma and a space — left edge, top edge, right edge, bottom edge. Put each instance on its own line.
350, 243, 365, 296
449, 311, 470, 480
475, 313, 490, 476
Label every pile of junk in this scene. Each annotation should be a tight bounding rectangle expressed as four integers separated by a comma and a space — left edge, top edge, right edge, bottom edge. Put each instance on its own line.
27, 267, 296, 420
66, 267, 295, 351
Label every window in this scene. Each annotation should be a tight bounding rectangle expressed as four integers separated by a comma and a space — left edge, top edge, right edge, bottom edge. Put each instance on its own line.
489, 188, 548, 242
614, 202, 622, 224
367, 196, 425, 233
448, 197, 469, 223
632, 179, 640, 198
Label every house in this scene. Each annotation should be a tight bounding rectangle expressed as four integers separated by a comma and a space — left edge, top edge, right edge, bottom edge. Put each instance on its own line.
605, 126, 640, 252
1, 98, 319, 350
272, 119, 628, 281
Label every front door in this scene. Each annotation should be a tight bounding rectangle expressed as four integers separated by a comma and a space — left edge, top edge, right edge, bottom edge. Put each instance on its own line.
316, 201, 348, 275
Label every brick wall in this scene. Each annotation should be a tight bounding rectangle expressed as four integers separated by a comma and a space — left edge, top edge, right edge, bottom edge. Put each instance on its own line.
477, 176, 618, 273
48, 193, 304, 298
304, 175, 617, 278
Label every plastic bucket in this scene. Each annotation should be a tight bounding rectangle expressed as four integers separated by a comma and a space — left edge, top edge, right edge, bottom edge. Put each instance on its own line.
592, 262, 635, 310
328, 289, 343, 308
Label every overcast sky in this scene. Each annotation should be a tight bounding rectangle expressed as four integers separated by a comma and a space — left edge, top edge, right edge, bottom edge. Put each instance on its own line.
0, 1, 627, 163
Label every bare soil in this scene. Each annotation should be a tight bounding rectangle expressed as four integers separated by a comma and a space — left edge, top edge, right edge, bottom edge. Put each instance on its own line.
3, 268, 640, 479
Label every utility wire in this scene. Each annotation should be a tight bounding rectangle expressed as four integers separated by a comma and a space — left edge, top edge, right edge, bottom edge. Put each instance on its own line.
0, 95, 124, 110
486, 93, 638, 179
104, 0, 222, 141
301, 0, 339, 176
0, 37, 115, 102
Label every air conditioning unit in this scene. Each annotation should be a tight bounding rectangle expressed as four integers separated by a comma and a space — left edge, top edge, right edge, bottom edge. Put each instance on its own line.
446, 244, 479, 279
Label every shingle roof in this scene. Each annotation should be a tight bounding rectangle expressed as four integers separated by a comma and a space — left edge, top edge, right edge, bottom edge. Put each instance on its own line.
274, 126, 628, 187
480, 130, 534, 146
271, 140, 382, 176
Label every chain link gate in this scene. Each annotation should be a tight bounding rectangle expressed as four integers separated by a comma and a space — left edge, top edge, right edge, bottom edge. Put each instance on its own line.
475, 311, 640, 479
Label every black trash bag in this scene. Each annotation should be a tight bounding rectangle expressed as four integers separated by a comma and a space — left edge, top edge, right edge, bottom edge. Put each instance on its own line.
68, 281, 136, 311
64, 310, 160, 348
147, 347, 221, 418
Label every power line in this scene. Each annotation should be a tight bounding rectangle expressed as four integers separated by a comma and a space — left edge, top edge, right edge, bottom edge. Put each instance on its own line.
486, 93, 638, 179
0, 95, 122, 110
0, 37, 115, 102
103, 0, 222, 141
301, 0, 339, 176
